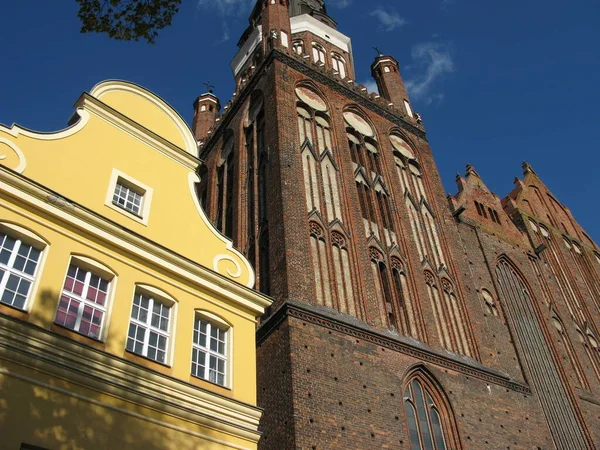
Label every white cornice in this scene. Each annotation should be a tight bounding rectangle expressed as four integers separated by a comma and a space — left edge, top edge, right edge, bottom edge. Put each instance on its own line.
290, 14, 352, 54
0, 168, 271, 316
0, 315, 262, 447
231, 25, 263, 77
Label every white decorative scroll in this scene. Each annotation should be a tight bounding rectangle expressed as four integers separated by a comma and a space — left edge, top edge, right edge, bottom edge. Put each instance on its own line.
188, 172, 256, 288
213, 255, 243, 279
0, 138, 27, 173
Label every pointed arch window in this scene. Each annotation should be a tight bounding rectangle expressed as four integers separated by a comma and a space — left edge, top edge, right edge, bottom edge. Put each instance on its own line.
331, 53, 347, 79
292, 40, 304, 55
576, 328, 600, 383
331, 232, 356, 316
441, 279, 470, 356
391, 257, 417, 337
310, 222, 332, 308
312, 43, 326, 65
370, 248, 393, 327
551, 317, 588, 389
216, 137, 235, 238
245, 92, 269, 295
404, 376, 454, 450
481, 289, 499, 318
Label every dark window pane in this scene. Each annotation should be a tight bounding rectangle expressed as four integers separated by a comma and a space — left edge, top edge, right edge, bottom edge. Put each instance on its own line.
405, 401, 422, 450
413, 380, 434, 450
431, 407, 447, 450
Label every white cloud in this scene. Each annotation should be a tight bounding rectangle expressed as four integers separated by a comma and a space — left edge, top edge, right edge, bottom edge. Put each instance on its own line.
405, 42, 455, 105
329, 0, 352, 8
370, 7, 407, 32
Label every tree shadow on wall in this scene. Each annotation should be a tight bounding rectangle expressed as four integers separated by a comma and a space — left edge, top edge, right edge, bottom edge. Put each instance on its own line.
0, 289, 231, 450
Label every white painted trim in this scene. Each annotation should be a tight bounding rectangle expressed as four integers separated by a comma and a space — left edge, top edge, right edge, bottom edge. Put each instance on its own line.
372, 58, 397, 70
291, 14, 352, 54
0, 138, 27, 173
104, 168, 154, 226
90, 80, 198, 156
0, 109, 91, 140
0, 168, 268, 315
0, 315, 261, 447
231, 26, 263, 76
188, 172, 256, 289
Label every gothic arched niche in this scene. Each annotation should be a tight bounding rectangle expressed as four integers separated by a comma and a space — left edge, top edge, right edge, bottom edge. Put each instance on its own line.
295, 82, 328, 112
342, 106, 375, 138
243, 90, 264, 128
402, 366, 462, 450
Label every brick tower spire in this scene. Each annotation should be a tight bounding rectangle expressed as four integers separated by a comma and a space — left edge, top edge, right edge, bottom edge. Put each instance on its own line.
371, 53, 414, 119
192, 90, 220, 145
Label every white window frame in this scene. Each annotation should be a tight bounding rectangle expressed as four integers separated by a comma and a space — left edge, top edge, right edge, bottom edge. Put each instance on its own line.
404, 100, 414, 118
331, 53, 346, 79
312, 43, 326, 65
105, 169, 154, 226
126, 287, 175, 365
191, 311, 231, 388
0, 226, 46, 311
293, 40, 304, 55
54, 257, 114, 340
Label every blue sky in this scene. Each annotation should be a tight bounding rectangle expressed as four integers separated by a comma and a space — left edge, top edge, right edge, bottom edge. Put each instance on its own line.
1, 0, 599, 242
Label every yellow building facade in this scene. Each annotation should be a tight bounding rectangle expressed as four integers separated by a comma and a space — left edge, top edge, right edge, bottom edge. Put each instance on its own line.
0, 80, 271, 449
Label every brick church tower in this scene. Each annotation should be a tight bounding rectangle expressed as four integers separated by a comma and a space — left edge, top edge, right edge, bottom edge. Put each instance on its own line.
196, 1, 600, 448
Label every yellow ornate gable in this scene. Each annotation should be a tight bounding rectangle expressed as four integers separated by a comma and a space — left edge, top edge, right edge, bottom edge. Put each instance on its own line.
0, 80, 255, 289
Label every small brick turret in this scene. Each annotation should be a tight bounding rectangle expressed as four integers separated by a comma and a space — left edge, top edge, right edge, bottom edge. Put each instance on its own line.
371, 54, 414, 119
192, 92, 220, 144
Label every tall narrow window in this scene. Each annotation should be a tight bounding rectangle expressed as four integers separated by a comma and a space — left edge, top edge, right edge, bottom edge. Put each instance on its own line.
126, 291, 172, 364
425, 272, 451, 351
496, 258, 589, 448
292, 40, 304, 55
404, 377, 453, 450
191, 316, 228, 387
257, 113, 271, 295
56, 263, 111, 339
332, 53, 347, 79
310, 223, 332, 308
391, 257, 417, 337
441, 279, 470, 356
312, 43, 326, 65
297, 106, 313, 145
370, 248, 390, 327
0, 231, 42, 310
551, 317, 588, 389
331, 232, 356, 316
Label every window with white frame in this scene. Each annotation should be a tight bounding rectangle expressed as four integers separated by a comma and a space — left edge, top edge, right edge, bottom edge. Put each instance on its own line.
55, 264, 111, 339
312, 43, 326, 65
113, 181, 143, 216
191, 316, 228, 386
0, 231, 42, 310
126, 291, 171, 364
293, 40, 304, 55
332, 53, 346, 79
105, 169, 153, 225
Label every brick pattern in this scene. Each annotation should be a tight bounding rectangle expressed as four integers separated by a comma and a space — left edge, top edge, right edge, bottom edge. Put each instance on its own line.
198, 3, 600, 448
